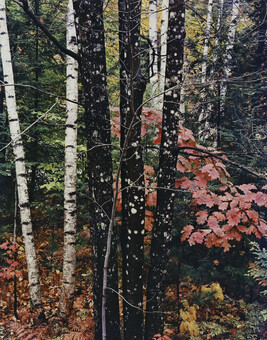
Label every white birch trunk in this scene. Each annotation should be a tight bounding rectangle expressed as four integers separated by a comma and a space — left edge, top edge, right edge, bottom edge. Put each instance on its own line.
158, 0, 169, 110
0, 0, 42, 308
149, 0, 158, 108
198, 0, 214, 141
219, 0, 240, 120
59, 0, 78, 318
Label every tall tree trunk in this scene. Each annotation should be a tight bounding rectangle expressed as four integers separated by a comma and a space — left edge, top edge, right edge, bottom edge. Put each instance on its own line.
0, 0, 42, 309
158, 0, 169, 110
145, 0, 185, 338
149, 0, 158, 107
119, 0, 146, 338
75, 1, 121, 339
198, 0, 214, 142
218, 0, 240, 146
29, 0, 40, 200
0, 68, 6, 192
206, 0, 224, 148
58, 0, 78, 319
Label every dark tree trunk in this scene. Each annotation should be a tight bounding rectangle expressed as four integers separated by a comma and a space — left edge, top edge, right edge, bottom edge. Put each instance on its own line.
29, 0, 40, 200
75, 1, 120, 339
119, 0, 146, 339
145, 1, 185, 338
0, 69, 6, 193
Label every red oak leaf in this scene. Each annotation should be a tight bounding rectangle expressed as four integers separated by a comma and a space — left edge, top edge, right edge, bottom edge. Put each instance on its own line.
188, 231, 206, 245
238, 184, 257, 194
213, 211, 226, 222
201, 164, 220, 180
181, 225, 194, 242
196, 210, 208, 225
253, 192, 266, 207
226, 208, 241, 226
247, 210, 259, 223
257, 220, 267, 235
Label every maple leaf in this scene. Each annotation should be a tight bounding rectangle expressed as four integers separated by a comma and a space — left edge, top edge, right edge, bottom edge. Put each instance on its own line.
181, 225, 194, 241
218, 201, 228, 211
201, 164, 220, 180
188, 231, 206, 245
177, 161, 186, 173
180, 177, 197, 191
212, 211, 226, 222
257, 220, 267, 235
193, 174, 208, 189
196, 210, 208, 225
253, 191, 266, 207
238, 184, 257, 194
226, 208, 241, 226
0, 242, 8, 250
246, 210, 259, 223
207, 216, 224, 237
237, 224, 247, 233
205, 233, 219, 248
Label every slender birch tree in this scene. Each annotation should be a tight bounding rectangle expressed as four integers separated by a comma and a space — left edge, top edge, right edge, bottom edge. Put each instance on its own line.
145, 0, 185, 338
218, 0, 240, 145
0, 0, 42, 309
58, 0, 78, 319
74, 1, 121, 338
158, 0, 169, 110
198, 0, 214, 141
119, 0, 146, 338
149, 0, 158, 107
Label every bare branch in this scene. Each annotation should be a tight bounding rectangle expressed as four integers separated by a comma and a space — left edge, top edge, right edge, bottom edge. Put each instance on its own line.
13, 0, 80, 62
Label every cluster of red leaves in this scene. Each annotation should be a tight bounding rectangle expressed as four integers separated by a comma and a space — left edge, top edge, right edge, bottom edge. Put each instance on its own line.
110, 107, 267, 251
0, 241, 22, 280
0, 228, 94, 338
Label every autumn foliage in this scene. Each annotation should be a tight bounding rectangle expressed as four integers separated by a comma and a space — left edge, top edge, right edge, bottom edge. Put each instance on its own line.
111, 107, 267, 251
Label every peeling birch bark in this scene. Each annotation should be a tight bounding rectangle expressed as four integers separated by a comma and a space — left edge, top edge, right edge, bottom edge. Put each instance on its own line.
59, 0, 78, 319
0, 0, 42, 308
149, 0, 158, 107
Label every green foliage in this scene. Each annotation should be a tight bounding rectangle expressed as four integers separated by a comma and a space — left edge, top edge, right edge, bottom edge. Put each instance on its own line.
248, 241, 267, 295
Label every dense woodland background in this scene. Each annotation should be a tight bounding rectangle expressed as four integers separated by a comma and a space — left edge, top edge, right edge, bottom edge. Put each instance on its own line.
0, 0, 266, 339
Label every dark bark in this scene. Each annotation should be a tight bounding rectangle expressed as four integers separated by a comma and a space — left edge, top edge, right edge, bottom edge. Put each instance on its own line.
29, 0, 40, 201
75, 1, 120, 339
119, 0, 146, 339
0, 68, 7, 194
145, 1, 185, 338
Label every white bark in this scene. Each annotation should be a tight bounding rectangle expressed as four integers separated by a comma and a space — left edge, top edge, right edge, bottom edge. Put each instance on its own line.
198, 0, 214, 141
210, 0, 224, 82
219, 0, 240, 118
59, 0, 78, 318
0, 0, 42, 307
158, 0, 169, 110
149, 0, 158, 107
